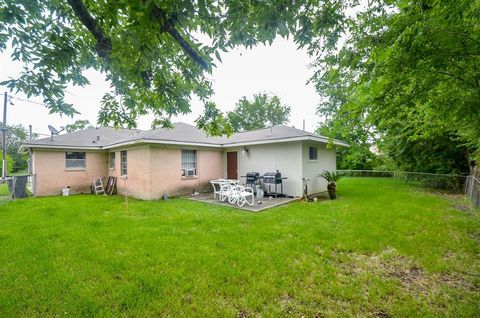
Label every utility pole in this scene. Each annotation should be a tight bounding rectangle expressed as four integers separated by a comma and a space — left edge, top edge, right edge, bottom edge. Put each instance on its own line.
28, 124, 33, 174
2, 92, 7, 179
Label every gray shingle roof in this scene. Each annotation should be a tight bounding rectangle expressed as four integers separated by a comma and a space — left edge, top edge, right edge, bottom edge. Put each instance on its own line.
24, 127, 144, 148
21, 123, 348, 150
108, 122, 225, 147
222, 125, 333, 145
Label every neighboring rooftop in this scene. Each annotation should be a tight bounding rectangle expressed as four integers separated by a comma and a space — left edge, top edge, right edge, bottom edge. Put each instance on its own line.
21, 123, 348, 151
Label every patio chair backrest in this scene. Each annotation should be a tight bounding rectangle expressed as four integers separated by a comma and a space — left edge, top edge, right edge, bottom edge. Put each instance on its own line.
211, 179, 231, 197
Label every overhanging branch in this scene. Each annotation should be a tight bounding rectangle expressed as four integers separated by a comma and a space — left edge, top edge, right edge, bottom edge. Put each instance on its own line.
151, 6, 208, 69
67, 0, 112, 58
67, 0, 208, 69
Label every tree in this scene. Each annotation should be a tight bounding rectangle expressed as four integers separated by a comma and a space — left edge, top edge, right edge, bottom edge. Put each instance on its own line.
377, 128, 471, 175
226, 93, 291, 132
0, 155, 15, 176
313, 0, 479, 174
317, 115, 377, 170
65, 119, 93, 132
1, 123, 32, 172
0, 0, 353, 135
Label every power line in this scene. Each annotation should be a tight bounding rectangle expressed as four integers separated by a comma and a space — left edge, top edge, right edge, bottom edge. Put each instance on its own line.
4, 95, 65, 136
9, 96, 47, 107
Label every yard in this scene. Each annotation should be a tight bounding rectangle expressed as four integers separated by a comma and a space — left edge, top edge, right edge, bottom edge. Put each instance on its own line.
0, 178, 479, 317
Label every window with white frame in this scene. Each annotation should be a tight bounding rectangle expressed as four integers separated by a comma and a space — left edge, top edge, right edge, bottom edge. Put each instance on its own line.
121, 151, 127, 176
65, 152, 86, 169
181, 150, 197, 176
109, 152, 115, 169
309, 146, 318, 161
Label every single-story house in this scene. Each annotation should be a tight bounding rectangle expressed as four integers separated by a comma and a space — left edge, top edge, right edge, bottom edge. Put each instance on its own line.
20, 123, 348, 200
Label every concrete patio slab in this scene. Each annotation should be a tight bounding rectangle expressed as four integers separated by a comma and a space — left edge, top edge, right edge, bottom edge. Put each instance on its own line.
188, 193, 300, 212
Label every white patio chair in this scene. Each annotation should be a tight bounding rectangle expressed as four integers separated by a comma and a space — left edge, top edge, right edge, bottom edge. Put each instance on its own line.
226, 184, 255, 207
210, 179, 226, 199
211, 179, 234, 202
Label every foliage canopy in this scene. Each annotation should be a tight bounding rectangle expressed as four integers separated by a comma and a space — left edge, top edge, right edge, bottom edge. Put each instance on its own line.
0, 0, 352, 135
314, 0, 480, 173
227, 93, 291, 132
65, 119, 93, 132
1, 123, 33, 172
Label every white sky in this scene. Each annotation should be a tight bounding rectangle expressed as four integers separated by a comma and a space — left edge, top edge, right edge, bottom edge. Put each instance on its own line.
0, 37, 321, 137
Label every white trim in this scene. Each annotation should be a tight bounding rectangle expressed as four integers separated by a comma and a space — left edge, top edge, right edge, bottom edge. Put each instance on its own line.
120, 150, 128, 176
65, 151, 87, 170
307, 145, 319, 162
20, 144, 101, 151
21, 134, 349, 152
65, 168, 86, 171
108, 151, 116, 170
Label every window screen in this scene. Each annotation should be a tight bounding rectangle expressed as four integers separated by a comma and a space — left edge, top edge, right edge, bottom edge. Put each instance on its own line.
181, 150, 197, 176
309, 146, 318, 160
109, 152, 115, 169
65, 152, 86, 169
121, 151, 127, 176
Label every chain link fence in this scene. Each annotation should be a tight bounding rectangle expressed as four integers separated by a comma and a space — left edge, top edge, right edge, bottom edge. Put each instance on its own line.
0, 177, 14, 204
337, 170, 476, 205
465, 176, 480, 208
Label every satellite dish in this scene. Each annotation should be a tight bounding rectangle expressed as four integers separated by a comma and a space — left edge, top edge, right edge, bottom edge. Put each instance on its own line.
48, 125, 64, 141
48, 125, 59, 135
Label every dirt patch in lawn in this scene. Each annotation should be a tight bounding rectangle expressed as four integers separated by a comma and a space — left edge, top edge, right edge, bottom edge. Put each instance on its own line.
468, 231, 480, 242
330, 247, 477, 297
451, 203, 475, 214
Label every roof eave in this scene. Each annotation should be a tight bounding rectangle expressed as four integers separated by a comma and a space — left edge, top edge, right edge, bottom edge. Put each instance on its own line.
20, 144, 103, 152
222, 135, 349, 147
20, 135, 349, 151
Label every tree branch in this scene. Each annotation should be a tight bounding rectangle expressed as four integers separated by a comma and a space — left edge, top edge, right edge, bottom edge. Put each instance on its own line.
66, 0, 112, 58
67, 0, 208, 69
437, 71, 465, 82
151, 6, 208, 69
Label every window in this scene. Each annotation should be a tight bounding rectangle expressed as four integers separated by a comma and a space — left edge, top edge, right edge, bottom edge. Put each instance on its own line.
309, 146, 318, 161
181, 150, 197, 176
121, 151, 127, 176
65, 152, 86, 169
109, 152, 115, 169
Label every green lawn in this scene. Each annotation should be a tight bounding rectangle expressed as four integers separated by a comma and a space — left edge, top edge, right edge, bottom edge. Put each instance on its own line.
0, 183, 9, 196
0, 178, 479, 317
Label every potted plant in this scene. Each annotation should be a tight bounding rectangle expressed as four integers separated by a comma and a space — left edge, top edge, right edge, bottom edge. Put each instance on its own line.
319, 171, 344, 199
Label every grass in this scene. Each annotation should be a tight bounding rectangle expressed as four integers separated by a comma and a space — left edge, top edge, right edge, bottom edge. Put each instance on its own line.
0, 183, 11, 205
0, 183, 9, 195
0, 178, 479, 317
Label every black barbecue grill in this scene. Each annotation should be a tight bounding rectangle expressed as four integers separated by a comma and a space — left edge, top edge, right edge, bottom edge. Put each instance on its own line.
245, 172, 260, 190
245, 172, 260, 194
263, 170, 286, 197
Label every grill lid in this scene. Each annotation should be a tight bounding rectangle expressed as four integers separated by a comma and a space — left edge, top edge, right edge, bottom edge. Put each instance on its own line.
246, 172, 260, 182
263, 171, 282, 183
